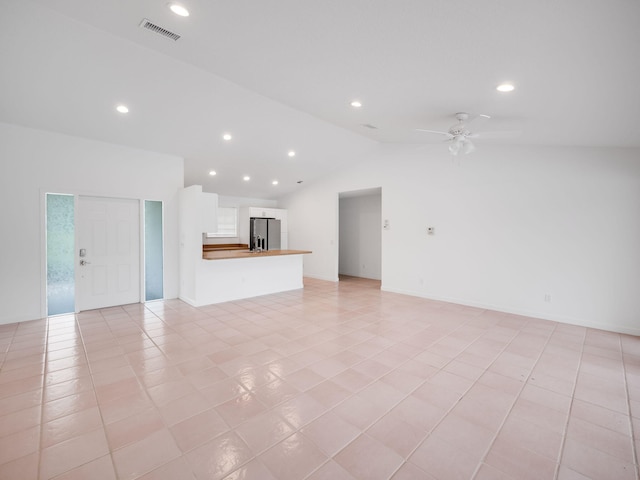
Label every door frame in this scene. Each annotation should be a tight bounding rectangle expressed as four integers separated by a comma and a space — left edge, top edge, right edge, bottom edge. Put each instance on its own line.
40, 187, 161, 317
336, 187, 383, 282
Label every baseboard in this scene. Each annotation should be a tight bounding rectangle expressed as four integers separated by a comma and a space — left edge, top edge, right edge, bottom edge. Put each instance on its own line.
381, 286, 640, 336
303, 273, 338, 282
178, 295, 197, 307
0, 313, 44, 326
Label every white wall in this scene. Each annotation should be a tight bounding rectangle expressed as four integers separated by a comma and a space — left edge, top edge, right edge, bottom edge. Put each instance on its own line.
339, 193, 382, 280
281, 143, 640, 335
0, 123, 183, 325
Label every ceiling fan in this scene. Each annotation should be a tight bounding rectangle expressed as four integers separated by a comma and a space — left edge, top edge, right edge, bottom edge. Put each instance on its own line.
415, 112, 503, 155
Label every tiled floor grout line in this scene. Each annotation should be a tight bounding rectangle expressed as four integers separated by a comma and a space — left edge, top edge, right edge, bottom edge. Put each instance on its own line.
130, 301, 301, 474
619, 334, 640, 479
74, 310, 120, 480
374, 313, 566, 479
35, 317, 50, 480
295, 310, 462, 480
552, 326, 587, 480
136, 302, 260, 475
372, 312, 533, 480
446, 318, 561, 480
87, 307, 178, 479
474, 320, 564, 480
243, 312, 437, 478
0, 323, 18, 371
378, 315, 495, 480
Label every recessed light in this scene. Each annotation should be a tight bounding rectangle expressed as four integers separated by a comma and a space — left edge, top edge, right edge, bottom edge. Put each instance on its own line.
350, 100, 362, 108
222, 133, 232, 141
116, 105, 129, 114
243, 175, 250, 181
496, 83, 515, 92
288, 150, 296, 157
272, 180, 279, 185
168, 3, 189, 16
208, 170, 216, 176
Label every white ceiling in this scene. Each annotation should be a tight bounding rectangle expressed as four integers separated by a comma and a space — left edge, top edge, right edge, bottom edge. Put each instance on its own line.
2, 0, 639, 199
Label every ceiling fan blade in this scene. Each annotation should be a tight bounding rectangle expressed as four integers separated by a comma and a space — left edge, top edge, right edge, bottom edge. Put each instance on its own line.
415, 128, 451, 136
474, 130, 522, 139
465, 114, 491, 127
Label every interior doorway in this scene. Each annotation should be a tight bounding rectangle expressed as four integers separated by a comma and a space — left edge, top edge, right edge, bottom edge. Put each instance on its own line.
338, 187, 382, 282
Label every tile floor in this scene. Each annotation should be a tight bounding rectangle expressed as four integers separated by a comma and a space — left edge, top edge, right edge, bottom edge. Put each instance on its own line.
1, 276, 639, 479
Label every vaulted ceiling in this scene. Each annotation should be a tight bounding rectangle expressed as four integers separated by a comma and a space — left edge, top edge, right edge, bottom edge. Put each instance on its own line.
2, 0, 639, 199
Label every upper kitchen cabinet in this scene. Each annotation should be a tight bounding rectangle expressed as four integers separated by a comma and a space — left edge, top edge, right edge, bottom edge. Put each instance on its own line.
201, 192, 218, 233
248, 207, 275, 218
179, 186, 218, 235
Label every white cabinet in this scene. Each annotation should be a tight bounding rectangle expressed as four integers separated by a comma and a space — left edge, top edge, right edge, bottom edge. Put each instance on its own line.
248, 207, 269, 218
201, 192, 218, 233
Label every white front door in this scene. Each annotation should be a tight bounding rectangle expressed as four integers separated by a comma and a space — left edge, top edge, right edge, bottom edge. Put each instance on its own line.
77, 196, 140, 311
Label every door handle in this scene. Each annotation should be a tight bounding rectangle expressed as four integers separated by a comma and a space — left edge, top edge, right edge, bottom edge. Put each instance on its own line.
80, 259, 91, 266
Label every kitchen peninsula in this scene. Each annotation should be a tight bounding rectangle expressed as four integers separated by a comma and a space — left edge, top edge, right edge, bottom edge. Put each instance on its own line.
202, 246, 311, 260
178, 186, 311, 306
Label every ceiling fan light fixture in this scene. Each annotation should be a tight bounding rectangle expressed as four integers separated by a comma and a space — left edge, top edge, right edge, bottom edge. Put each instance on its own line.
463, 140, 475, 154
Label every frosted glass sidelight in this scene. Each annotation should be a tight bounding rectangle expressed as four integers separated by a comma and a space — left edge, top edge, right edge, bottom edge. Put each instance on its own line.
144, 200, 163, 301
46, 193, 75, 315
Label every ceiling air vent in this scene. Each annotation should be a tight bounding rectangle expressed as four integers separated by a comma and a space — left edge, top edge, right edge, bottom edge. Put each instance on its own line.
139, 18, 180, 41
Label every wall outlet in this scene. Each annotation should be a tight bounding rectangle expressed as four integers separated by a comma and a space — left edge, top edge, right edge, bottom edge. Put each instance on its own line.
544, 293, 552, 303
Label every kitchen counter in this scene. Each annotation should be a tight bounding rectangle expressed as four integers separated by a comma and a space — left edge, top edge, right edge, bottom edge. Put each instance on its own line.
179, 249, 312, 307
203, 249, 311, 260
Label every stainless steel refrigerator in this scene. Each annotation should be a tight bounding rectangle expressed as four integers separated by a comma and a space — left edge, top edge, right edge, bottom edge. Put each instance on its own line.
249, 217, 281, 251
